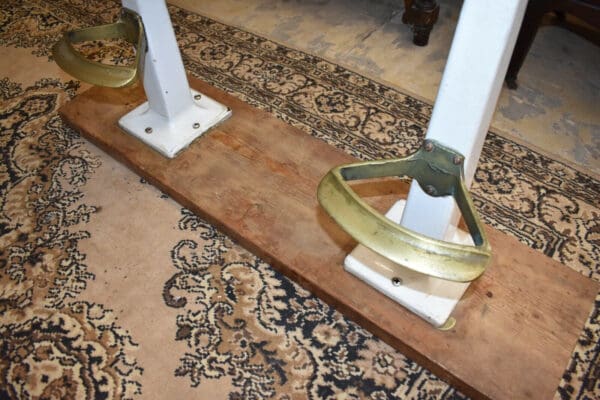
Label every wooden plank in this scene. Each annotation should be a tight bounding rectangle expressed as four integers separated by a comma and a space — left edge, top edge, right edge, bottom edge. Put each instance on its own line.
59, 78, 599, 400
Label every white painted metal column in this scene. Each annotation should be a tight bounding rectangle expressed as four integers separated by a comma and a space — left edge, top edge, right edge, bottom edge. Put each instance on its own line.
119, 0, 231, 158
400, 0, 527, 240
345, 0, 527, 327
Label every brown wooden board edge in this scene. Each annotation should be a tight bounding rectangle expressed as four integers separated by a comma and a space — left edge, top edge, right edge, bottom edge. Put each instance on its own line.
58, 80, 599, 400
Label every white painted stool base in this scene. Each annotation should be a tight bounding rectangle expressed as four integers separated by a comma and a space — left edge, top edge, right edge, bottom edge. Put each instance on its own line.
344, 200, 473, 328
118, 89, 231, 158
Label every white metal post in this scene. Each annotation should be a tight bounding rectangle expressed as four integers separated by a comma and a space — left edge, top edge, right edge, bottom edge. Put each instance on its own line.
400, 0, 528, 240
119, 0, 231, 158
345, 0, 527, 327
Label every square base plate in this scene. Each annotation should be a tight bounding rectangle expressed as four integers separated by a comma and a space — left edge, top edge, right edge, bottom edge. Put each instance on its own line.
345, 200, 472, 328
119, 89, 231, 158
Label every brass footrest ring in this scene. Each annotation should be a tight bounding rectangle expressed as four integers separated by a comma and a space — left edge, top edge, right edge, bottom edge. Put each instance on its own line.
52, 9, 145, 88
318, 140, 491, 282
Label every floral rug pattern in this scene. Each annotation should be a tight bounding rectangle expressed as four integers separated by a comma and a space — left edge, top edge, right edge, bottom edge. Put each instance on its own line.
0, 0, 598, 399
0, 76, 143, 398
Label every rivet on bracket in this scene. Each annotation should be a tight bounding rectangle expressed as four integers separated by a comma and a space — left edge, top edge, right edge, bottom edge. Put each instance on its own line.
424, 185, 437, 196
453, 155, 464, 165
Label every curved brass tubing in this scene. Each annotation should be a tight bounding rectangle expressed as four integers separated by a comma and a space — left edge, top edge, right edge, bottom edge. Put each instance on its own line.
52, 9, 145, 88
317, 140, 491, 282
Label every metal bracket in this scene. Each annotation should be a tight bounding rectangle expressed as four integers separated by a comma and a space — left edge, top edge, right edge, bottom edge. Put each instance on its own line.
317, 139, 491, 282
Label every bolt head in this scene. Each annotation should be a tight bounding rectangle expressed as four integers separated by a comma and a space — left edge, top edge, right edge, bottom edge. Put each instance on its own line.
453, 155, 464, 165
391, 277, 403, 286
145, 127, 153, 134
423, 141, 434, 152
424, 185, 437, 196
194, 94, 202, 100
193, 122, 200, 129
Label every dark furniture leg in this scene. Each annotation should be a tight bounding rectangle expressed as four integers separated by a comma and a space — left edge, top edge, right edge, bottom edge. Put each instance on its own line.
506, 0, 600, 89
403, 0, 439, 46
505, 0, 548, 89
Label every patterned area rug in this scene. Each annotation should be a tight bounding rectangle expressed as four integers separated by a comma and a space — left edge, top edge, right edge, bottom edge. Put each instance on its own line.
1, 1, 599, 399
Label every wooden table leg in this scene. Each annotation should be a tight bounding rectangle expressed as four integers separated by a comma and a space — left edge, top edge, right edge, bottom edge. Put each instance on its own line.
403, 0, 440, 46
505, 0, 554, 89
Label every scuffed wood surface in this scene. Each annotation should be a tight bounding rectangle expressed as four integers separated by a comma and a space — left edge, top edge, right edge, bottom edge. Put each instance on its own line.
59, 78, 599, 400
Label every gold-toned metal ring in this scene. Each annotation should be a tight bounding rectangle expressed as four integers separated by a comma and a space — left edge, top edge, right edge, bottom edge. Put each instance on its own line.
317, 140, 491, 282
51, 9, 145, 88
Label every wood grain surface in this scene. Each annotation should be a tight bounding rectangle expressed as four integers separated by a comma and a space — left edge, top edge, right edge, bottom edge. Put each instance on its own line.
59, 78, 599, 400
